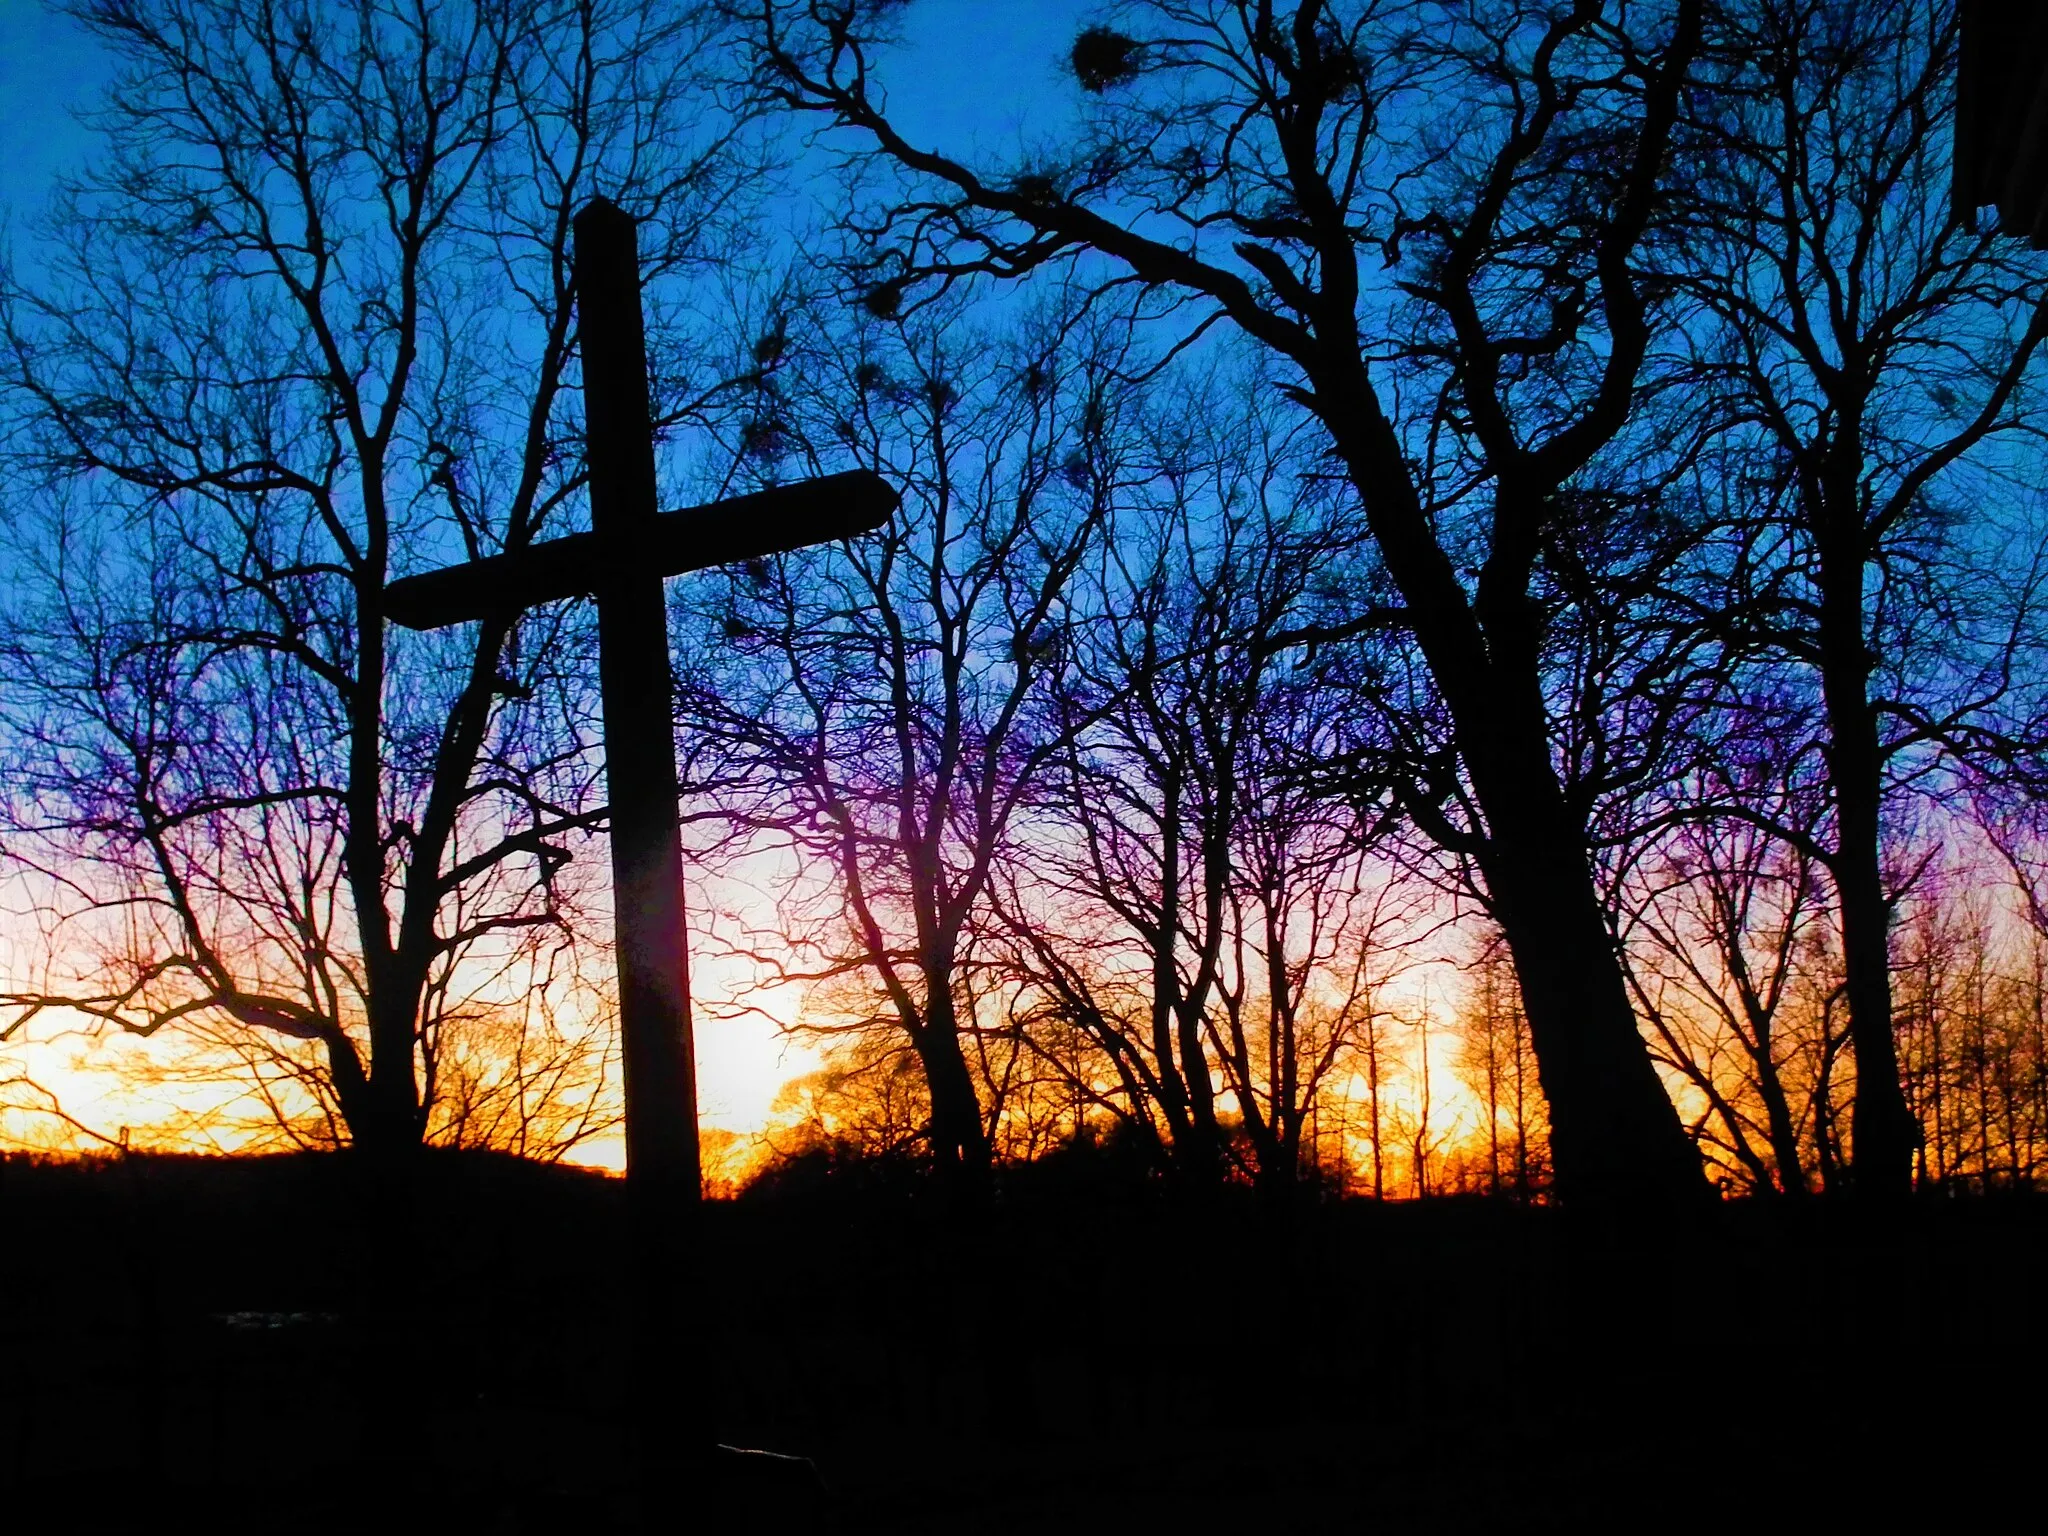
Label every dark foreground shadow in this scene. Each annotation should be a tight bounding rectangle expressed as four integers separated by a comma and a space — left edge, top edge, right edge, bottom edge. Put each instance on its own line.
6, 1151, 2041, 1533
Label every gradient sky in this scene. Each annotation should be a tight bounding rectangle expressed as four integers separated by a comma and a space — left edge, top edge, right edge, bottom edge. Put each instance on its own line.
0, 0, 1099, 1156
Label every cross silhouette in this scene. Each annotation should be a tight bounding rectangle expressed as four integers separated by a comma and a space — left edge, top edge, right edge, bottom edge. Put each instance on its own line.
385, 196, 894, 1495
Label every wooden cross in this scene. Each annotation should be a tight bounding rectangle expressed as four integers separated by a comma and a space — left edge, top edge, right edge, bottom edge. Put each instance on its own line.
384, 196, 894, 1492
387, 197, 893, 1182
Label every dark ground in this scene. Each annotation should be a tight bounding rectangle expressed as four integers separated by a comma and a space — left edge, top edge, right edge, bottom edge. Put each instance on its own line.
5, 1149, 2041, 1532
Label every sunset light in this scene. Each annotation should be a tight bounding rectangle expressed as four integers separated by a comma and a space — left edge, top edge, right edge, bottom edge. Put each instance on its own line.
5, 0, 2047, 1530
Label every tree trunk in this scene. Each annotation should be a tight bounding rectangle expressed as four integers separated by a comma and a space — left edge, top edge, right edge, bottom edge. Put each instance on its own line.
1169, 805, 1231, 1183
1455, 640, 1709, 1206
1173, 1012, 1222, 1182
1815, 478, 1917, 1198
1753, 1049, 1809, 1197
357, 998, 426, 1157
1322, 394, 1706, 1208
1475, 786, 1709, 1207
1147, 766, 1222, 1183
1364, 1018, 1386, 1200
918, 988, 991, 1187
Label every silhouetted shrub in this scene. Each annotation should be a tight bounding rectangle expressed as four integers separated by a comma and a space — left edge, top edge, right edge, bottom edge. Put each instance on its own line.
737, 1137, 930, 1201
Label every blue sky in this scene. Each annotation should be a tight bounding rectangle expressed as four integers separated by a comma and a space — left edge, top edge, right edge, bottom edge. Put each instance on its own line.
0, 0, 1094, 225
879, 0, 1093, 153
0, 0, 109, 222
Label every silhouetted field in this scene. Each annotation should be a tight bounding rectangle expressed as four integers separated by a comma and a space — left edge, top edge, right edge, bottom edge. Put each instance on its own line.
6, 1150, 2040, 1532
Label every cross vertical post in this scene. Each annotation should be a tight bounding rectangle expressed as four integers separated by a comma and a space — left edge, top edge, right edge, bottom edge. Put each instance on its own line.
576, 199, 702, 1196
574, 196, 705, 1500
383, 197, 896, 1520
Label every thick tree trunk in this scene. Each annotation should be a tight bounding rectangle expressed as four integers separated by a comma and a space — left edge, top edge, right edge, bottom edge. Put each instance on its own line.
1460, 596, 1706, 1205
1823, 720, 1916, 1195
1815, 481, 1917, 1198
1479, 826, 1708, 1207
1323, 391, 1706, 1208
1174, 1007, 1222, 1182
918, 989, 991, 1187
1233, 1090, 1294, 1201
357, 1003, 426, 1157
1459, 651, 1709, 1208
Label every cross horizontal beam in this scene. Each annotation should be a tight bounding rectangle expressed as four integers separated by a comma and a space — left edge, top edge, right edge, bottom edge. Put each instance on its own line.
384, 468, 898, 632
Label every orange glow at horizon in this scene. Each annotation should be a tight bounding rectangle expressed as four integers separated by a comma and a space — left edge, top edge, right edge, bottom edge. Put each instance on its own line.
0, 937, 823, 1170
3, 864, 1577, 1191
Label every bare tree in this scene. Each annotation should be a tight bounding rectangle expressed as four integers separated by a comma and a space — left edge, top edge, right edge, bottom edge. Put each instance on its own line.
677, 301, 1121, 1189
0, 0, 763, 1157
1676, 0, 2048, 1193
1891, 824, 2048, 1191
1204, 676, 1421, 1195
992, 366, 1414, 1190
739, 0, 1716, 1204
1619, 769, 1841, 1195
751, 1024, 934, 1186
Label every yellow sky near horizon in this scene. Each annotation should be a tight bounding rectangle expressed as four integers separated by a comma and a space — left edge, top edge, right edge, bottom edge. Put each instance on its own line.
0, 950, 822, 1169
0, 797, 1552, 1187
2, 928, 1507, 1195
